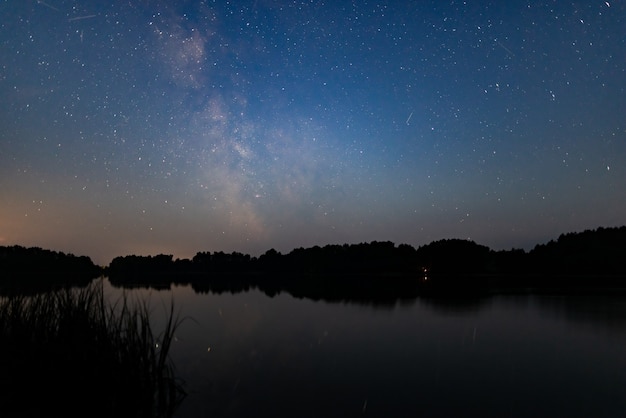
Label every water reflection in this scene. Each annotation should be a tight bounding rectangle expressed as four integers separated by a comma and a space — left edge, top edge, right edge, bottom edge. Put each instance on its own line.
418, 295, 492, 315
529, 294, 626, 336
101, 279, 626, 418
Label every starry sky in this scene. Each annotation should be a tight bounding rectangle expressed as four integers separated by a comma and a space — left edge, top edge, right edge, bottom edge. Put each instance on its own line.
1, 0, 625, 265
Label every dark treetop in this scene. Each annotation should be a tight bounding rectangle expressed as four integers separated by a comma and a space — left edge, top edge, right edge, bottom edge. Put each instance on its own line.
2, 226, 625, 300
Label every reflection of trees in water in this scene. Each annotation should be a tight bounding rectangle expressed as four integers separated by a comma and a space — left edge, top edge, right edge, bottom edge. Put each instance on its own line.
108, 273, 626, 320
265, 274, 420, 308
421, 291, 626, 334
191, 274, 253, 295
413, 292, 626, 332
121, 273, 420, 308
530, 294, 626, 335
418, 295, 492, 315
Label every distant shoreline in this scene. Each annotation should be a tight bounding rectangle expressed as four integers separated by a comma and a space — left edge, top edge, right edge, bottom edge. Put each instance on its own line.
2, 226, 626, 299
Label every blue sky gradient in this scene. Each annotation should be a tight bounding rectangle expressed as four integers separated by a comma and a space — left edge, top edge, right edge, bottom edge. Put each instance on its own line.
1, 0, 625, 264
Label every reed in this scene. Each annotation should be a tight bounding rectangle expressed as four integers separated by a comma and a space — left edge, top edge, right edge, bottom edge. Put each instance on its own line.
0, 280, 185, 418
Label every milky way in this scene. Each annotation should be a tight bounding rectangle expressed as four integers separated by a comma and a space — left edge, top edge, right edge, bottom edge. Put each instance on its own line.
1, 0, 625, 264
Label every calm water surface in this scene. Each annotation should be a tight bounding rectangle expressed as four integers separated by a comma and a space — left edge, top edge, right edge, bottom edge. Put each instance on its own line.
103, 279, 626, 417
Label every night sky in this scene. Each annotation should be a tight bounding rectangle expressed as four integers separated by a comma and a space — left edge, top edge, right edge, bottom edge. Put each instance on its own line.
1, 0, 625, 265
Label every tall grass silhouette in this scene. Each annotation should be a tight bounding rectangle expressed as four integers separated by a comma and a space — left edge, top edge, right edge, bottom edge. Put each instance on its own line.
0, 280, 185, 418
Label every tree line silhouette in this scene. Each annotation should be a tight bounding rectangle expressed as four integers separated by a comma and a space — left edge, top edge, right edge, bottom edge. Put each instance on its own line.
2, 226, 626, 298
0, 246, 101, 294
106, 226, 626, 276
104, 226, 626, 301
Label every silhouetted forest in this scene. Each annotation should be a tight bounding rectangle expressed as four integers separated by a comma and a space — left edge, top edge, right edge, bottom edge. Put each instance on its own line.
103, 226, 626, 301
2, 226, 626, 298
0, 246, 102, 294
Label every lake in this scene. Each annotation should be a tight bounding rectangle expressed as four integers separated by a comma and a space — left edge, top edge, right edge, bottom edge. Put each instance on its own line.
103, 278, 626, 417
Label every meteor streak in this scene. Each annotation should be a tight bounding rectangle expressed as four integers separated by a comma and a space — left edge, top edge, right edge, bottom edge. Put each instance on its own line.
68, 15, 97, 22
